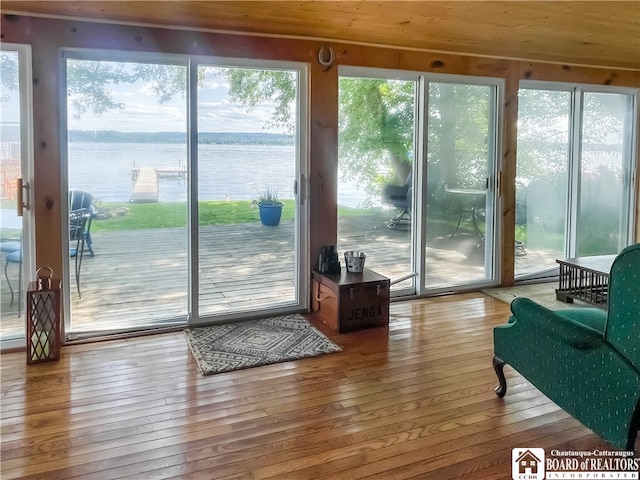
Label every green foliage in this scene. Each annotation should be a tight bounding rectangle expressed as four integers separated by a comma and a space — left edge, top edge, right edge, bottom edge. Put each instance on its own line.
24, 59, 628, 259
338, 78, 415, 190
0, 53, 18, 102
64, 60, 200, 119
426, 83, 492, 190
67, 60, 132, 118
516, 89, 571, 187
134, 63, 186, 104
223, 68, 296, 133
252, 186, 280, 205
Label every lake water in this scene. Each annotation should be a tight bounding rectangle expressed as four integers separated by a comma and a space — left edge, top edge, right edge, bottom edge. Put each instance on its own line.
68, 142, 370, 207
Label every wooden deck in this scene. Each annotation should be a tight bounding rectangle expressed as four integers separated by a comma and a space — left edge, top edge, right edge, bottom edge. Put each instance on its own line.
1, 212, 557, 338
0, 294, 621, 479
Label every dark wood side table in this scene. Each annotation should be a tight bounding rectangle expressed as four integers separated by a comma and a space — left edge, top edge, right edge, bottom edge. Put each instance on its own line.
556, 255, 616, 309
311, 268, 390, 333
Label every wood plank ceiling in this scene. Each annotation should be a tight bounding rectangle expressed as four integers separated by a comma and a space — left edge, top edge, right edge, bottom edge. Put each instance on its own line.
2, 1, 639, 70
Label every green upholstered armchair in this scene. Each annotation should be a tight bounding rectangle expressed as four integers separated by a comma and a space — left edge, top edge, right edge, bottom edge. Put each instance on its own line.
493, 243, 640, 451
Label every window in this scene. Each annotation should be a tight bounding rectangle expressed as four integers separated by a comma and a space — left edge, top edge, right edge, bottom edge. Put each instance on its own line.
516, 85, 637, 279
62, 50, 308, 338
338, 68, 501, 296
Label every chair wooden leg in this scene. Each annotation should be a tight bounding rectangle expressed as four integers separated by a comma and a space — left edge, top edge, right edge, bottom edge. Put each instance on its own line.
493, 355, 507, 398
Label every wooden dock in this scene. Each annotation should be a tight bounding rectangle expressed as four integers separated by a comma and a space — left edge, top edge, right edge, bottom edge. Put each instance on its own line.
130, 165, 187, 203
130, 167, 158, 203
156, 166, 187, 179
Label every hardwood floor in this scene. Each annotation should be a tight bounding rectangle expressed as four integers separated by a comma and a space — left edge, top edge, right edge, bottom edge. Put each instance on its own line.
1, 293, 615, 479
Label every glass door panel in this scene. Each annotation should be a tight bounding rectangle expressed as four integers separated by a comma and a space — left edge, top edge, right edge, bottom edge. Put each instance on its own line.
425, 82, 496, 288
1, 44, 33, 344
65, 57, 188, 334
515, 89, 571, 278
515, 86, 636, 280
337, 76, 417, 293
196, 65, 300, 319
576, 92, 634, 256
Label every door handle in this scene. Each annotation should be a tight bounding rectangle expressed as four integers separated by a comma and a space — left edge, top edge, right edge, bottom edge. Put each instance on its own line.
16, 178, 29, 216
297, 174, 306, 205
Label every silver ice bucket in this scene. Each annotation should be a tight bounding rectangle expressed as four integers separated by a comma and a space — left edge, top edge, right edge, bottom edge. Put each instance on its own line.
344, 251, 366, 273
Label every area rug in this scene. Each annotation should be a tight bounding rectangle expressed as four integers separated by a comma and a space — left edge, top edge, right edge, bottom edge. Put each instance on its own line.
183, 314, 342, 375
482, 282, 591, 311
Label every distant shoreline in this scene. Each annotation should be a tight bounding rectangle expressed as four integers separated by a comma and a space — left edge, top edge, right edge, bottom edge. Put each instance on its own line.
69, 130, 295, 145
1, 126, 295, 146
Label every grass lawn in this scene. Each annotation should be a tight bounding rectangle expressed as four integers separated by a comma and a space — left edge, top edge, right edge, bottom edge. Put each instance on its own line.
91, 200, 298, 232
92, 201, 387, 232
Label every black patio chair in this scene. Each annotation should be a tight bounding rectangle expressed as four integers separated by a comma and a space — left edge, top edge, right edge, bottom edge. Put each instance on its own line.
69, 208, 90, 298
69, 190, 95, 256
381, 172, 412, 229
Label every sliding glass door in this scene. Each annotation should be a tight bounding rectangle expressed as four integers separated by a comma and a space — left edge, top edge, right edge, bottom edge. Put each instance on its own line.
515, 85, 636, 279
515, 89, 571, 277
576, 92, 635, 256
63, 51, 306, 337
64, 53, 189, 335
194, 63, 304, 322
337, 73, 418, 294
0, 43, 34, 347
424, 81, 498, 289
338, 68, 500, 295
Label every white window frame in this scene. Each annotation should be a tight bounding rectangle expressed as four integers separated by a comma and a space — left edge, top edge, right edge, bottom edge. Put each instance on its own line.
518, 81, 638, 265
338, 66, 504, 296
60, 48, 310, 335
0, 43, 35, 349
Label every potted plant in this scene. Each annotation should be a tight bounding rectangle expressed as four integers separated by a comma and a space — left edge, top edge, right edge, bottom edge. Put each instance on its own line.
252, 186, 284, 226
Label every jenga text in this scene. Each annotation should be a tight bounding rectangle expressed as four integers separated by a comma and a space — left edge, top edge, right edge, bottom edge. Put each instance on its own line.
346, 305, 383, 321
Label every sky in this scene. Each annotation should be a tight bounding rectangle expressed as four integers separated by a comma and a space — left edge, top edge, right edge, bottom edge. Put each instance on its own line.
66, 63, 286, 134
1, 56, 290, 134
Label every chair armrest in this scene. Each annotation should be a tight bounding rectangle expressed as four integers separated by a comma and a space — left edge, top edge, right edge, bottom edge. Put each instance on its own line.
510, 297, 605, 349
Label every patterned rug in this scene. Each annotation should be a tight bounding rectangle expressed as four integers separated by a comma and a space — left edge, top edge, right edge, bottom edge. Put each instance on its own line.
482, 282, 591, 310
184, 314, 342, 375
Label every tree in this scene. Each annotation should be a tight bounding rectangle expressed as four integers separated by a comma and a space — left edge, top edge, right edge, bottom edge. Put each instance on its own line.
3, 55, 626, 214
225, 72, 416, 192
1, 56, 487, 198
224, 68, 296, 133
338, 78, 414, 189
0, 52, 18, 102
66, 60, 186, 118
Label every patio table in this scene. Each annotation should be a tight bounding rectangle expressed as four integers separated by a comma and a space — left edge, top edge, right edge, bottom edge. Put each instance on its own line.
445, 187, 486, 240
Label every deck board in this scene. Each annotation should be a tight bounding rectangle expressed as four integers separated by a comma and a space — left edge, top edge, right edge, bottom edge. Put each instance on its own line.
1, 213, 557, 337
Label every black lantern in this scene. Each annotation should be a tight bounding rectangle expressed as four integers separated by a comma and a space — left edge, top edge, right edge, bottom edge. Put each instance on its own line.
26, 267, 61, 364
